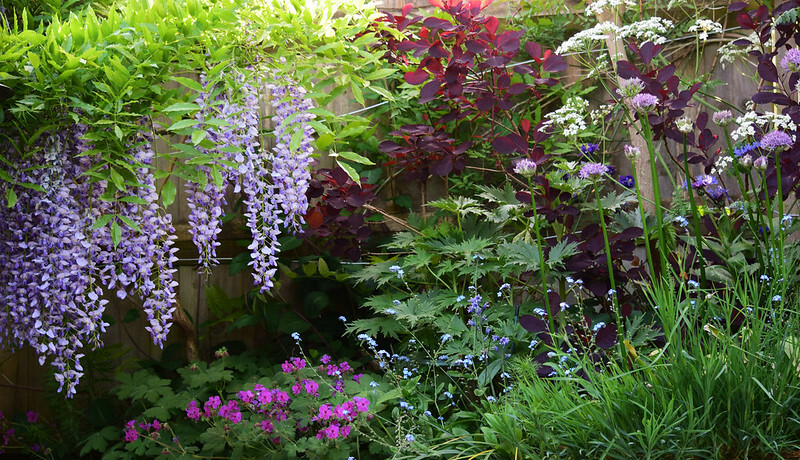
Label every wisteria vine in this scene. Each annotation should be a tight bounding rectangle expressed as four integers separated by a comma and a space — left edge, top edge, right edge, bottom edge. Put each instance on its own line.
0, 123, 178, 396
188, 72, 315, 292
0, 70, 315, 395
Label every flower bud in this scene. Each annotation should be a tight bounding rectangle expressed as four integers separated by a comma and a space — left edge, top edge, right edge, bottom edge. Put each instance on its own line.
754, 155, 768, 171
624, 144, 640, 160
676, 117, 693, 134
739, 154, 753, 169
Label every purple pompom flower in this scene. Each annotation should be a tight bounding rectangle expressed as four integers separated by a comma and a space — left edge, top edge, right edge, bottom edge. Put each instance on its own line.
630, 93, 659, 112
578, 162, 609, 180
780, 48, 800, 73
759, 130, 793, 152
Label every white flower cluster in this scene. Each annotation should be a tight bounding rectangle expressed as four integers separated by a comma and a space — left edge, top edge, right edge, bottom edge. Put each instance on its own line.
718, 32, 767, 69
711, 154, 733, 176
619, 17, 673, 45
557, 22, 620, 54
557, 18, 673, 54
688, 18, 723, 41
585, 0, 636, 16
542, 96, 589, 137
731, 111, 798, 141
591, 104, 615, 124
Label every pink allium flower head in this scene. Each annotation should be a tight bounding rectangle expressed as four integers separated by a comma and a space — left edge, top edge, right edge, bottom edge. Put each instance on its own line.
26, 411, 37, 423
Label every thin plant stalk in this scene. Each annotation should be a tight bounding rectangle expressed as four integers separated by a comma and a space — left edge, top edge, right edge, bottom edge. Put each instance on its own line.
774, 150, 787, 300
681, 135, 707, 288
640, 119, 667, 277
722, 130, 765, 272
527, 177, 554, 334
629, 157, 657, 283
593, 179, 624, 358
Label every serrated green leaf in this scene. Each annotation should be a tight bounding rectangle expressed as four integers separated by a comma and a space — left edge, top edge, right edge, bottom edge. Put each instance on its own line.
289, 127, 305, 152
111, 221, 122, 248
351, 80, 364, 104
365, 67, 396, 80
117, 215, 141, 232
93, 214, 115, 229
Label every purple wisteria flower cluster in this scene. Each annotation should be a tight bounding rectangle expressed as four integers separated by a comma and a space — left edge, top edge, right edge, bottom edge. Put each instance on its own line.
0, 123, 178, 396
187, 72, 315, 291
247, 82, 314, 292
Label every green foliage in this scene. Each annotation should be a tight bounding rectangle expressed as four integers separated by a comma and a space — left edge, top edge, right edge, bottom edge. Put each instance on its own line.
97, 351, 393, 459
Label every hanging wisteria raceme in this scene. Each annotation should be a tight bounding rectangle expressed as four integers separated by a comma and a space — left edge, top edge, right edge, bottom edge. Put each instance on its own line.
266, 83, 315, 234
245, 80, 315, 292
93, 129, 179, 348
0, 123, 178, 396
0, 127, 107, 397
186, 71, 314, 292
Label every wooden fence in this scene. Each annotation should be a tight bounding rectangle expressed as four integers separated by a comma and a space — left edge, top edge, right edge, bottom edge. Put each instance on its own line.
0, 0, 760, 417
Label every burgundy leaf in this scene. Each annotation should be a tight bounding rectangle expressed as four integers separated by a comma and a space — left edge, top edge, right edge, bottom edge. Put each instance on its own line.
507, 133, 528, 153
485, 55, 510, 67
447, 81, 463, 97
419, 80, 442, 103
543, 53, 567, 73
656, 64, 675, 84
484, 16, 499, 35
728, 1, 748, 11
476, 94, 496, 111
595, 324, 618, 349
497, 30, 523, 53
497, 96, 513, 110
429, 42, 450, 58
519, 315, 548, 333
492, 136, 517, 154
512, 64, 535, 75
696, 111, 708, 131
404, 68, 429, 85
497, 74, 510, 89
752, 91, 792, 105
515, 190, 531, 204
736, 11, 755, 29
423, 16, 455, 31
757, 60, 779, 83
507, 83, 527, 95
345, 194, 366, 207
465, 39, 488, 54
525, 42, 542, 60
444, 65, 460, 83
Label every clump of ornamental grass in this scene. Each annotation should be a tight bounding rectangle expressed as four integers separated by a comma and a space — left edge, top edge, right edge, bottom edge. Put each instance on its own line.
447, 268, 800, 460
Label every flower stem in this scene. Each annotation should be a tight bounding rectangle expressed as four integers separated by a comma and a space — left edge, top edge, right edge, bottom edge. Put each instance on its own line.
641, 120, 666, 278
593, 181, 624, 357
681, 135, 706, 288
527, 177, 554, 335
